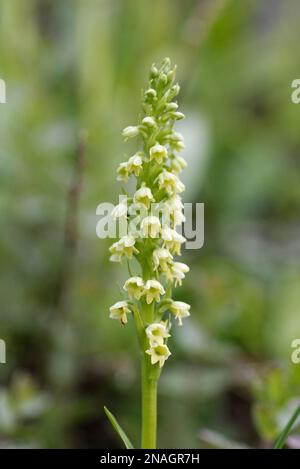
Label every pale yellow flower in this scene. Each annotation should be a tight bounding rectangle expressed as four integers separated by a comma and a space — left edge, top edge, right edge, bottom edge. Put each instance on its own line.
161, 226, 186, 255
166, 195, 185, 227
133, 185, 154, 208
146, 343, 171, 368
111, 200, 127, 219
146, 322, 170, 347
170, 262, 189, 286
153, 248, 173, 273
158, 170, 185, 195
123, 276, 145, 300
127, 153, 143, 177
144, 279, 165, 304
109, 235, 139, 262
170, 155, 187, 174
109, 301, 131, 325
169, 301, 190, 326
141, 216, 161, 238
169, 131, 185, 151
116, 162, 130, 181
149, 143, 168, 164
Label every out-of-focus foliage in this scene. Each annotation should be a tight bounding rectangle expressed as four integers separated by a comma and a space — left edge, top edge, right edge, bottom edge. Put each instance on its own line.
0, 0, 300, 448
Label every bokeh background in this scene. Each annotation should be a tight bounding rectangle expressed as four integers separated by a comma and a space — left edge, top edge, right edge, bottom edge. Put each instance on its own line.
1, 0, 300, 448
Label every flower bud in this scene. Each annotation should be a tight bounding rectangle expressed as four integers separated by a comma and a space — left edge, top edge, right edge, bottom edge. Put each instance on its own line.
142, 116, 156, 127
166, 102, 178, 112
145, 88, 157, 101
170, 111, 185, 120
150, 64, 158, 78
158, 73, 168, 87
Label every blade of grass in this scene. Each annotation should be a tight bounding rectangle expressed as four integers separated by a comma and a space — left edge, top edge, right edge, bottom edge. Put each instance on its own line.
104, 406, 134, 449
274, 403, 300, 449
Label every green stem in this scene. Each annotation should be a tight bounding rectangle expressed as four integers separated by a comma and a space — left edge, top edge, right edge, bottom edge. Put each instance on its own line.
139, 248, 159, 448
141, 353, 158, 449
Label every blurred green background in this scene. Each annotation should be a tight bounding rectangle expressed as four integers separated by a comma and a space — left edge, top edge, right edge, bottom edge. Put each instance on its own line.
1, 0, 300, 448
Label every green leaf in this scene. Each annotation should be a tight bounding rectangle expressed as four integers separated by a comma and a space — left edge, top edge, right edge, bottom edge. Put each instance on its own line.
274, 403, 300, 449
104, 406, 134, 449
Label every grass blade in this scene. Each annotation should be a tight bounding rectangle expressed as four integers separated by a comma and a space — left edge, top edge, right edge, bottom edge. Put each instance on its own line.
104, 406, 134, 449
274, 403, 300, 449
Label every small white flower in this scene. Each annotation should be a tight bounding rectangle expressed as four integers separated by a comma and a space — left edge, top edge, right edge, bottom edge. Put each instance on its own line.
170, 155, 187, 174
116, 162, 130, 181
123, 276, 145, 300
169, 301, 190, 325
153, 248, 173, 273
133, 185, 154, 208
127, 153, 143, 177
146, 322, 170, 347
144, 279, 165, 304
111, 200, 127, 219
149, 143, 168, 164
170, 262, 189, 286
165, 195, 185, 227
122, 125, 139, 140
161, 227, 186, 255
169, 131, 185, 151
167, 194, 184, 212
142, 116, 156, 127
109, 235, 139, 262
158, 171, 185, 195
141, 216, 161, 239
109, 301, 131, 325
146, 343, 171, 368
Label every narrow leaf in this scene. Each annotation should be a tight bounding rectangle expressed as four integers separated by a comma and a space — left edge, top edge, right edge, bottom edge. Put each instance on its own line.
274, 403, 300, 449
104, 406, 134, 449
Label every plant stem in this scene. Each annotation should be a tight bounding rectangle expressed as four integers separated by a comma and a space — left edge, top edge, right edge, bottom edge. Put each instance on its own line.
141, 353, 158, 449
139, 249, 159, 448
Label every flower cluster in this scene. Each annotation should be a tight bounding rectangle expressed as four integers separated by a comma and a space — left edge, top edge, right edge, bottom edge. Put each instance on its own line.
109, 58, 190, 369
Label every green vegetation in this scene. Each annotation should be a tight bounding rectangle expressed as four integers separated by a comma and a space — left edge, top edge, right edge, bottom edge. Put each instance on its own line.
0, 0, 300, 448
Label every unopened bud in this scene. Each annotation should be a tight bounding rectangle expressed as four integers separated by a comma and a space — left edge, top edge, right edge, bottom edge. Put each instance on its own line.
122, 125, 139, 140
145, 88, 157, 101
158, 73, 168, 86
166, 102, 178, 112
150, 64, 158, 78
170, 111, 185, 121
142, 116, 156, 127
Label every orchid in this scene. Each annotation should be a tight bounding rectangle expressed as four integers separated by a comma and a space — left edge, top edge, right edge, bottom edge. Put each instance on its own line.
107, 58, 190, 449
